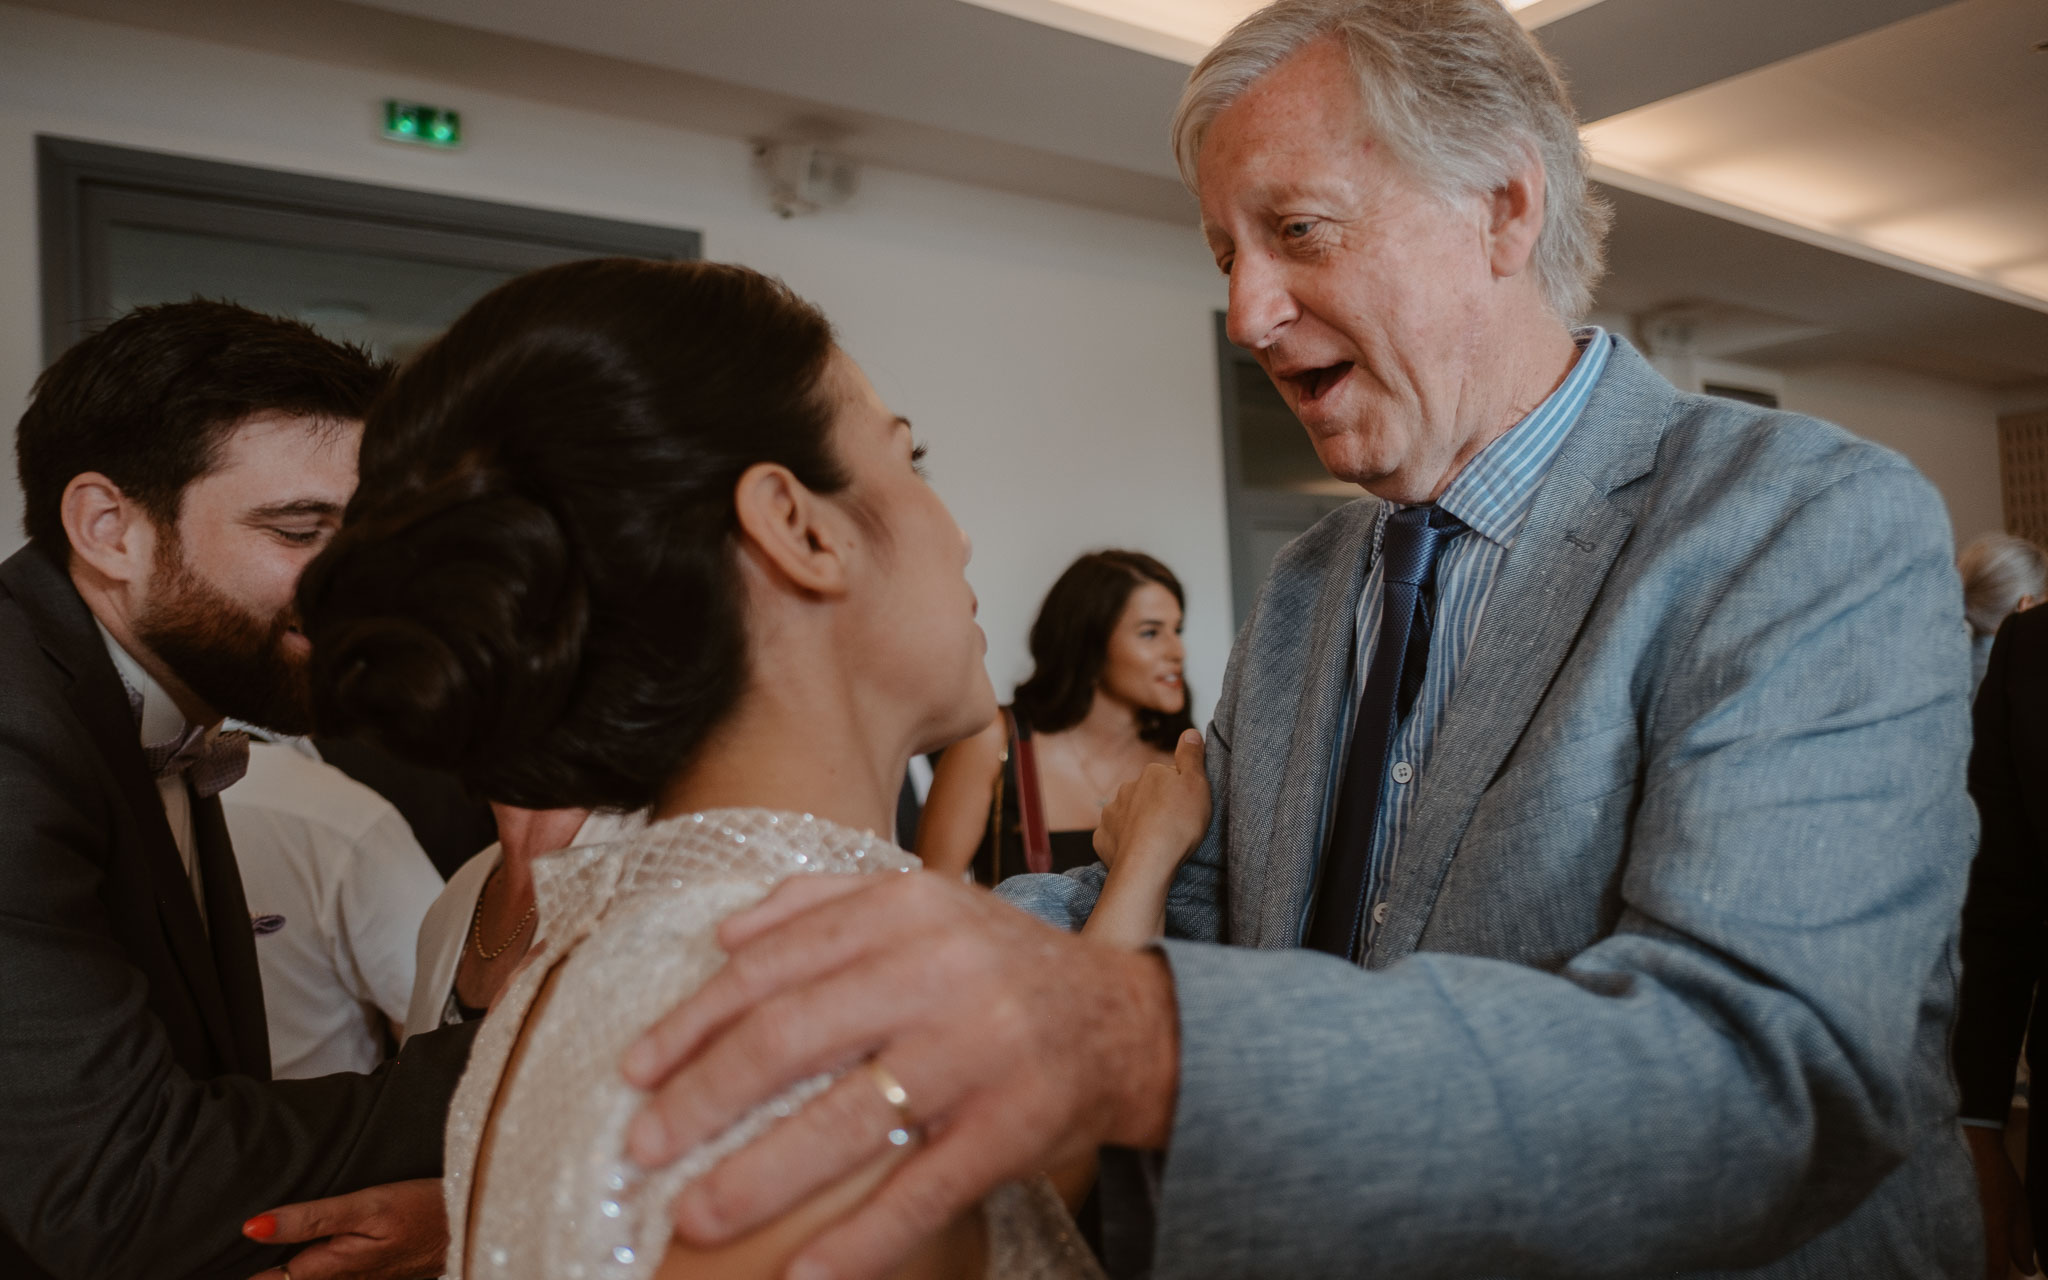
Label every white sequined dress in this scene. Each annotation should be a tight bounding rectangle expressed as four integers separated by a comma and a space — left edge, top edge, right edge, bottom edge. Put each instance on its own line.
443, 808, 1104, 1280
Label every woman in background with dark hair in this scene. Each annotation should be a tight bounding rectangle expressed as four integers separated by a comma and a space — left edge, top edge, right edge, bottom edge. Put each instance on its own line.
919, 551, 1189, 884
294, 257, 1190, 1278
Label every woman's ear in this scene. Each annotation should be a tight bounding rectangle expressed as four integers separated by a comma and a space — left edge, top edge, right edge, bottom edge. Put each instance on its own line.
61, 472, 158, 587
731, 462, 852, 598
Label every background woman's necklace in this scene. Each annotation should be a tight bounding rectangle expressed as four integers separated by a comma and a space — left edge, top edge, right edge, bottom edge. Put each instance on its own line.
1070, 739, 1124, 807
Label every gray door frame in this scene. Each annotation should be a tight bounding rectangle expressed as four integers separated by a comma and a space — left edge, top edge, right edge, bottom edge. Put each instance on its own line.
1214, 311, 1363, 625
38, 135, 701, 361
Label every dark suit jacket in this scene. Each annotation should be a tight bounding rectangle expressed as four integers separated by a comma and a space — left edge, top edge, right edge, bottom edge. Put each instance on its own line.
0, 545, 477, 1280
1954, 605, 2048, 1214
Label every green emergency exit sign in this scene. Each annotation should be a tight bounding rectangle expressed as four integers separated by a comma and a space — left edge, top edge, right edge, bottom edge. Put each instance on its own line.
383, 100, 462, 148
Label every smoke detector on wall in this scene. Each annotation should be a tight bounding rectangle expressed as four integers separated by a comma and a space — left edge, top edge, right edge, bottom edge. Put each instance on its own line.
755, 143, 859, 218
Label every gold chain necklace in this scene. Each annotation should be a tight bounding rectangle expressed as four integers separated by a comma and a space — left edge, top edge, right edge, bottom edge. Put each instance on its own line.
470, 864, 537, 961
1068, 736, 1126, 807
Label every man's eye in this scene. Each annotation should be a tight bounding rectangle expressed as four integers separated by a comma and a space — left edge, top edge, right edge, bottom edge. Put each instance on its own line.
273, 528, 323, 546
1282, 219, 1316, 240
910, 442, 930, 480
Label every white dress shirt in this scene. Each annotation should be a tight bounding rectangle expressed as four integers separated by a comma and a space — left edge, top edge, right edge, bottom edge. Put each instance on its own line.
97, 621, 204, 924
224, 738, 444, 1078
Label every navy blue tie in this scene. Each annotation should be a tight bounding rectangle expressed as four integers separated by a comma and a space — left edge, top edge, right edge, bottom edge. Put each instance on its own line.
1304, 504, 1466, 962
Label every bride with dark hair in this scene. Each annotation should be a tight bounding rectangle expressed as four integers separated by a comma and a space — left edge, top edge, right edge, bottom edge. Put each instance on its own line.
298, 257, 1186, 1279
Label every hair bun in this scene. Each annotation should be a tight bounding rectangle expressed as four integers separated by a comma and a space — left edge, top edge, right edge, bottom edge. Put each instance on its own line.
306, 475, 588, 782
299, 257, 842, 811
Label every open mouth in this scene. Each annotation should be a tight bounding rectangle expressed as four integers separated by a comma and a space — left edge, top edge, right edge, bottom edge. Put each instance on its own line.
1283, 362, 1355, 407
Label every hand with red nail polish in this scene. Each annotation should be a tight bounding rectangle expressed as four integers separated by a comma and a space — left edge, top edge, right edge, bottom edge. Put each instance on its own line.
238, 1179, 444, 1280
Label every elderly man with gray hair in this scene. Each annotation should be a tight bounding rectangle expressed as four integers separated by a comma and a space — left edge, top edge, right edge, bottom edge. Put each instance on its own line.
617, 2, 1980, 1276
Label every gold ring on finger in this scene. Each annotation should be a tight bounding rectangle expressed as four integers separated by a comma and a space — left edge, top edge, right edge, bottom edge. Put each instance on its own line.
864, 1058, 917, 1147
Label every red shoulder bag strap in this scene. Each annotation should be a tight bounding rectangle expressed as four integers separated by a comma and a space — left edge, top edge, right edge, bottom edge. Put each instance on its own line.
1009, 713, 1054, 875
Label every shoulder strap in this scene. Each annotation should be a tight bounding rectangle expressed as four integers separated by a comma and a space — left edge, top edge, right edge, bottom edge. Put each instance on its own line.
986, 712, 1011, 884
1010, 716, 1053, 875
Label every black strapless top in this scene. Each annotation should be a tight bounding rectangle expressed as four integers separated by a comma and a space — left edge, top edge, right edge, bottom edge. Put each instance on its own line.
969, 720, 1099, 886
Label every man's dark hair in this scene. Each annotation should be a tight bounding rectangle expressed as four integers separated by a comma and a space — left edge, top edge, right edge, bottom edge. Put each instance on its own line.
1012, 549, 1195, 751
16, 299, 390, 560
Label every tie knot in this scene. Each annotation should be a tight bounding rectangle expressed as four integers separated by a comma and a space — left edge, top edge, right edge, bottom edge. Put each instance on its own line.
1379, 505, 1466, 587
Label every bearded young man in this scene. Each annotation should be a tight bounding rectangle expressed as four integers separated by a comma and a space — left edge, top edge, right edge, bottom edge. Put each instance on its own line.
0, 301, 476, 1280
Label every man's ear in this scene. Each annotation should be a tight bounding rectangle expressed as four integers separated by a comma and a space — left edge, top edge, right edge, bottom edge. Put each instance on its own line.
1484, 146, 1547, 284
60, 472, 158, 586
731, 462, 852, 598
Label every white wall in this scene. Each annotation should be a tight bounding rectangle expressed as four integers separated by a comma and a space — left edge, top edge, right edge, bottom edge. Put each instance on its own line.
0, 3, 1235, 720
1779, 363, 2005, 546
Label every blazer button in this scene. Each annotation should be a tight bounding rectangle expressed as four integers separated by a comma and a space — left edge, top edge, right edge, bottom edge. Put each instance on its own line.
1372, 901, 1391, 926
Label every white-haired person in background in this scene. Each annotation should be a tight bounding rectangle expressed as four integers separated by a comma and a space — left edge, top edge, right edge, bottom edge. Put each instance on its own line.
1960, 532, 2046, 691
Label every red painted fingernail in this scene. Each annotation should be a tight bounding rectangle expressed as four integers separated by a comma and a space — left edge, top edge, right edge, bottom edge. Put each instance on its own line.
243, 1213, 277, 1240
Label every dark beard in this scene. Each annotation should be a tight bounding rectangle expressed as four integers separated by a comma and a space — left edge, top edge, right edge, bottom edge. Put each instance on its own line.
135, 541, 314, 735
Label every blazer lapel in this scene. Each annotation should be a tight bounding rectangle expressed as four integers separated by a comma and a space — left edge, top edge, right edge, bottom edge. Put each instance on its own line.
1368, 341, 1672, 966
0, 549, 243, 1067
1242, 506, 1383, 949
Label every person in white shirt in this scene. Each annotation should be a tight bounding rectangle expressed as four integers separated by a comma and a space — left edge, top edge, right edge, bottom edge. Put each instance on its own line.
224, 736, 443, 1078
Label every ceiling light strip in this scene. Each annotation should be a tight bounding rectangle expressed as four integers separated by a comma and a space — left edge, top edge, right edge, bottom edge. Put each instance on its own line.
1590, 162, 2048, 314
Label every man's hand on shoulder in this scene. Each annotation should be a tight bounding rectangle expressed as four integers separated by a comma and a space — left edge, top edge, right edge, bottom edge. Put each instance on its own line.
619, 871, 1181, 1280
242, 1178, 445, 1280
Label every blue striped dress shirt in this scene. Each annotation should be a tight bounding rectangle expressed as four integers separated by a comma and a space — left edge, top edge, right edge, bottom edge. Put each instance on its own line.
1312, 328, 1614, 952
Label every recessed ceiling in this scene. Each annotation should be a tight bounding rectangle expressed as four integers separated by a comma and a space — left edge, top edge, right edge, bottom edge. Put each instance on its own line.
1594, 183, 2048, 387
953, 0, 1591, 63
22, 0, 2040, 383
1585, 0, 2048, 310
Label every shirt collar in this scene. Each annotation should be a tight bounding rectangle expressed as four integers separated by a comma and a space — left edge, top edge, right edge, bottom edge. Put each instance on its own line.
1431, 326, 1611, 550
97, 620, 195, 747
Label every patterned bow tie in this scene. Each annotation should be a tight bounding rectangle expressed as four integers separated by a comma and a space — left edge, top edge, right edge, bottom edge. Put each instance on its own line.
143, 724, 251, 799
124, 684, 251, 798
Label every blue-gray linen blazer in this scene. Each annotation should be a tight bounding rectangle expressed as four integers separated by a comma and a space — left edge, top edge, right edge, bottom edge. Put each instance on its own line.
1001, 338, 1980, 1278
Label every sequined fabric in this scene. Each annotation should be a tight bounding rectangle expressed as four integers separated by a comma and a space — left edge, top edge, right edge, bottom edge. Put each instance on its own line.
444, 808, 1103, 1280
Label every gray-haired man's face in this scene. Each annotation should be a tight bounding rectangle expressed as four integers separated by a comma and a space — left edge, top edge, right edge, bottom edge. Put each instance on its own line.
1197, 38, 1526, 506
